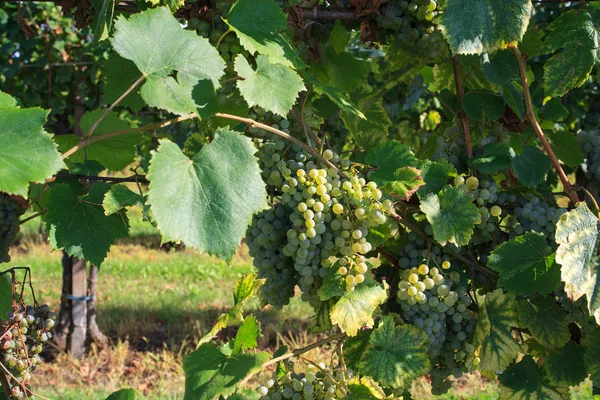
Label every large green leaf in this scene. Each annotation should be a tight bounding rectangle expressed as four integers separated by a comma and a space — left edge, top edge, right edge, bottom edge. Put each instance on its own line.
44, 183, 129, 266
55, 110, 140, 171
512, 146, 552, 188
330, 281, 388, 336
555, 204, 600, 324
183, 342, 269, 400
498, 356, 570, 400
102, 55, 145, 111
110, 7, 225, 113
0, 104, 65, 197
542, 10, 599, 98
474, 289, 522, 373
365, 141, 419, 186
468, 142, 512, 175
420, 186, 481, 246
147, 129, 267, 260
199, 274, 261, 346
462, 91, 506, 122
389, 167, 424, 201
102, 185, 143, 216
358, 316, 430, 390
544, 341, 587, 386
232, 315, 261, 355
517, 297, 570, 350
418, 160, 455, 197
548, 131, 584, 167
234, 55, 305, 117
105, 389, 136, 400
488, 232, 560, 296
585, 334, 600, 387
439, 0, 532, 55
226, 0, 299, 68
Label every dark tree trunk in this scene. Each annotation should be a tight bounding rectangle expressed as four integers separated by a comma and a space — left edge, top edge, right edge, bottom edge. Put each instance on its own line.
53, 252, 73, 351
86, 263, 107, 346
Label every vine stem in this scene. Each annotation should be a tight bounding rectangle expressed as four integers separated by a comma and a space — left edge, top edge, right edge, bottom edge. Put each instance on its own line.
239, 332, 346, 387
452, 56, 473, 159
64, 110, 346, 178
84, 74, 146, 138
512, 47, 581, 204
215, 28, 231, 50
20, 211, 45, 224
61, 113, 197, 160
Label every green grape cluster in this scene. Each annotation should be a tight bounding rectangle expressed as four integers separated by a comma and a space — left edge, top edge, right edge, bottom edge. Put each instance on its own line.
375, 0, 449, 62
562, 296, 597, 347
395, 259, 477, 395
0, 195, 25, 264
432, 126, 467, 172
577, 129, 600, 181
0, 304, 56, 399
256, 362, 347, 400
247, 134, 391, 309
513, 194, 567, 240
187, 0, 248, 76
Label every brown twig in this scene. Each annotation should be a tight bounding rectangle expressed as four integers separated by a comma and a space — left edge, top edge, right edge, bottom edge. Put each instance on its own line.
452, 56, 473, 159
512, 46, 580, 204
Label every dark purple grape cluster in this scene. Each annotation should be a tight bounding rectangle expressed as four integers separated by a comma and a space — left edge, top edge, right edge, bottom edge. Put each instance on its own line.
0, 195, 25, 264
0, 304, 56, 399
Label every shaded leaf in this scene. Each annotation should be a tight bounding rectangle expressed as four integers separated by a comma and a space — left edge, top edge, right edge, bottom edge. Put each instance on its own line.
544, 341, 587, 386
469, 142, 512, 175
488, 232, 561, 296
512, 146, 552, 187
517, 297, 570, 350
462, 91, 506, 121
498, 356, 570, 400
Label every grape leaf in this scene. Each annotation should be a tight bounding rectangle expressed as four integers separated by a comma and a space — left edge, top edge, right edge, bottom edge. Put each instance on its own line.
234, 55, 305, 117
365, 141, 419, 186
330, 20, 350, 54
330, 281, 388, 336
388, 167, 424, 201
543, 98, 569, 122
346, 377, 386, 400
226, 0, 300, 68
488, 232, 560, 296
309, 299, 334, 333
105, 389, 136, 400
474, 289, 522, 373
585, 334, 600, 387
199, 274, 261, 345
192, 80, 219, 120
544, 341, 587, 386
503, 82, 525, 120
110, 7, 225, 112
147, 129, 267, 261
512, 145, 552, 187
341, 94, 391, 149
520, 25, 544, 58
44, 183, 129, 266
548, 131, 584, 167
418, 160, 455, 197
90, 0, 115, 42
555, 204, 600, 324
313, 51, 367, 94
140, 74, 197, 115
55, 110, 140, 171
468, 142, 512, 175
103, 185, 143, 216
439, 0, 532, 55
462, 91, 506, 121
233, 315, 260, 355
542, 9, 600, 98
358, 316, 430, 390
498, 356, 570, 400
517, 297, 570, 350
183, 342, 269, 400
305, 73, 365, 119
482, 50, 519, 86
344, 329, 372, 371
0, 105, 65, 197
0, 92, 16, 107
420, 186, 481, 246
103, 54, 145, 111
